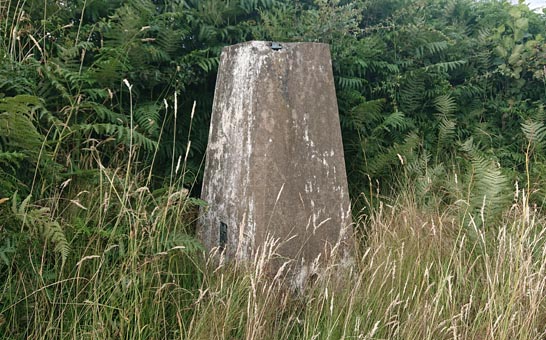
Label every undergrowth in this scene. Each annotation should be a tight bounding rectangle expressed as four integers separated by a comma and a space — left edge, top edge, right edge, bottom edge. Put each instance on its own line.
1, 1, 546, 338
2, 154, 546, 339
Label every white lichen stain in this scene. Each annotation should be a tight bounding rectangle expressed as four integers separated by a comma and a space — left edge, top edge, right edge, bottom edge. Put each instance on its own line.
302, 112, 315, 148
292, 259, 308, 291
204, 42, 271, 260
304, 181, 312, 194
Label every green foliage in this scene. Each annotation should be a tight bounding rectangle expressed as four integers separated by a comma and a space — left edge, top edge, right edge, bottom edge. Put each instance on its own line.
522, 119, 546, 151
459, 138, 511, 218
1, 0, 541, 203
11, 193, 70, 267
78, 123, 159, 152
1, 0, 546, 338
0, 0, 544, 216
0, 95, 57, 195
0, 95, 43, 153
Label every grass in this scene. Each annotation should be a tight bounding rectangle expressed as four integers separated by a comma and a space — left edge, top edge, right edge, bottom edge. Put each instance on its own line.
2, 160, 546, 339
1, 86, 546, 339
2, 1, 546, 338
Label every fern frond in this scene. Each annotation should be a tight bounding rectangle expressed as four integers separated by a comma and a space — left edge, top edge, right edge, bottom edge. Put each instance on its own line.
434, 94, 457, 116
366, 133, 420, 176
89, 48, 131, 85
134, 103, 161, 137
436, 117, 457, 159
0, 94, 41, 113
337, 76, 366, 90
460, 138, 510, 219
378, 111, 411, 133
196, 55, 219, 73
0, 58, 36, 95
341, 98, 385, 130
424, 59, 466, 73
399, 75, 425, 112
43, 220, 70, 266
78, 123, 158, 151
415, 40, 449, 58
406, 149, 431, 177
0, 95, 44, 158
0, 151, 26, 164
239, 0, 276, 13
521, 119, 546, 149
11, 193, 70, 266
140, 44, 171, 64
79, 101, 125, 123
156, 28, 186, 56
81, 88, 110, 102
57, 41, 96, 62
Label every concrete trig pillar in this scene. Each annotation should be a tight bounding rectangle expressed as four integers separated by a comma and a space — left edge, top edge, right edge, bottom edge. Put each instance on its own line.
199, 41, 352, 281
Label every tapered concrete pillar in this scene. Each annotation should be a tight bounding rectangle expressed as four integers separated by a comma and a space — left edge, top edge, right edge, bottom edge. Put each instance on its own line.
199, 41, 352, 280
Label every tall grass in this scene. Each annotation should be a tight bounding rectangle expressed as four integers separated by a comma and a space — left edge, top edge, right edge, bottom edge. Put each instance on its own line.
1, 92, 546, 339
182, 190, 546, 340
3, 166, 546, 338
0, 86, 205, 339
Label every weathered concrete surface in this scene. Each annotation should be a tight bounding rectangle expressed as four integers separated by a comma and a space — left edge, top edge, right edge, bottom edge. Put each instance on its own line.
199, 41, 352, 281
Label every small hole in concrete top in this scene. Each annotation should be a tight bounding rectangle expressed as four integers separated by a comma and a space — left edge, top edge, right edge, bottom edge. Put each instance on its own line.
270, 42, 283, 51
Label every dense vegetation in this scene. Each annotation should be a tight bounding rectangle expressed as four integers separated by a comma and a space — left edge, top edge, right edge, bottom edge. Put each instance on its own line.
1, 0, 545, 338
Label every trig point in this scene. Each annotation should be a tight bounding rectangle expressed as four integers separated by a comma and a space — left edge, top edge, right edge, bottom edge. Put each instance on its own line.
199, 41, 353, 282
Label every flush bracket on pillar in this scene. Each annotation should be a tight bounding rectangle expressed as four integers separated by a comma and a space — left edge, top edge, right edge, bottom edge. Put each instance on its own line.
219, 221, 228, 251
